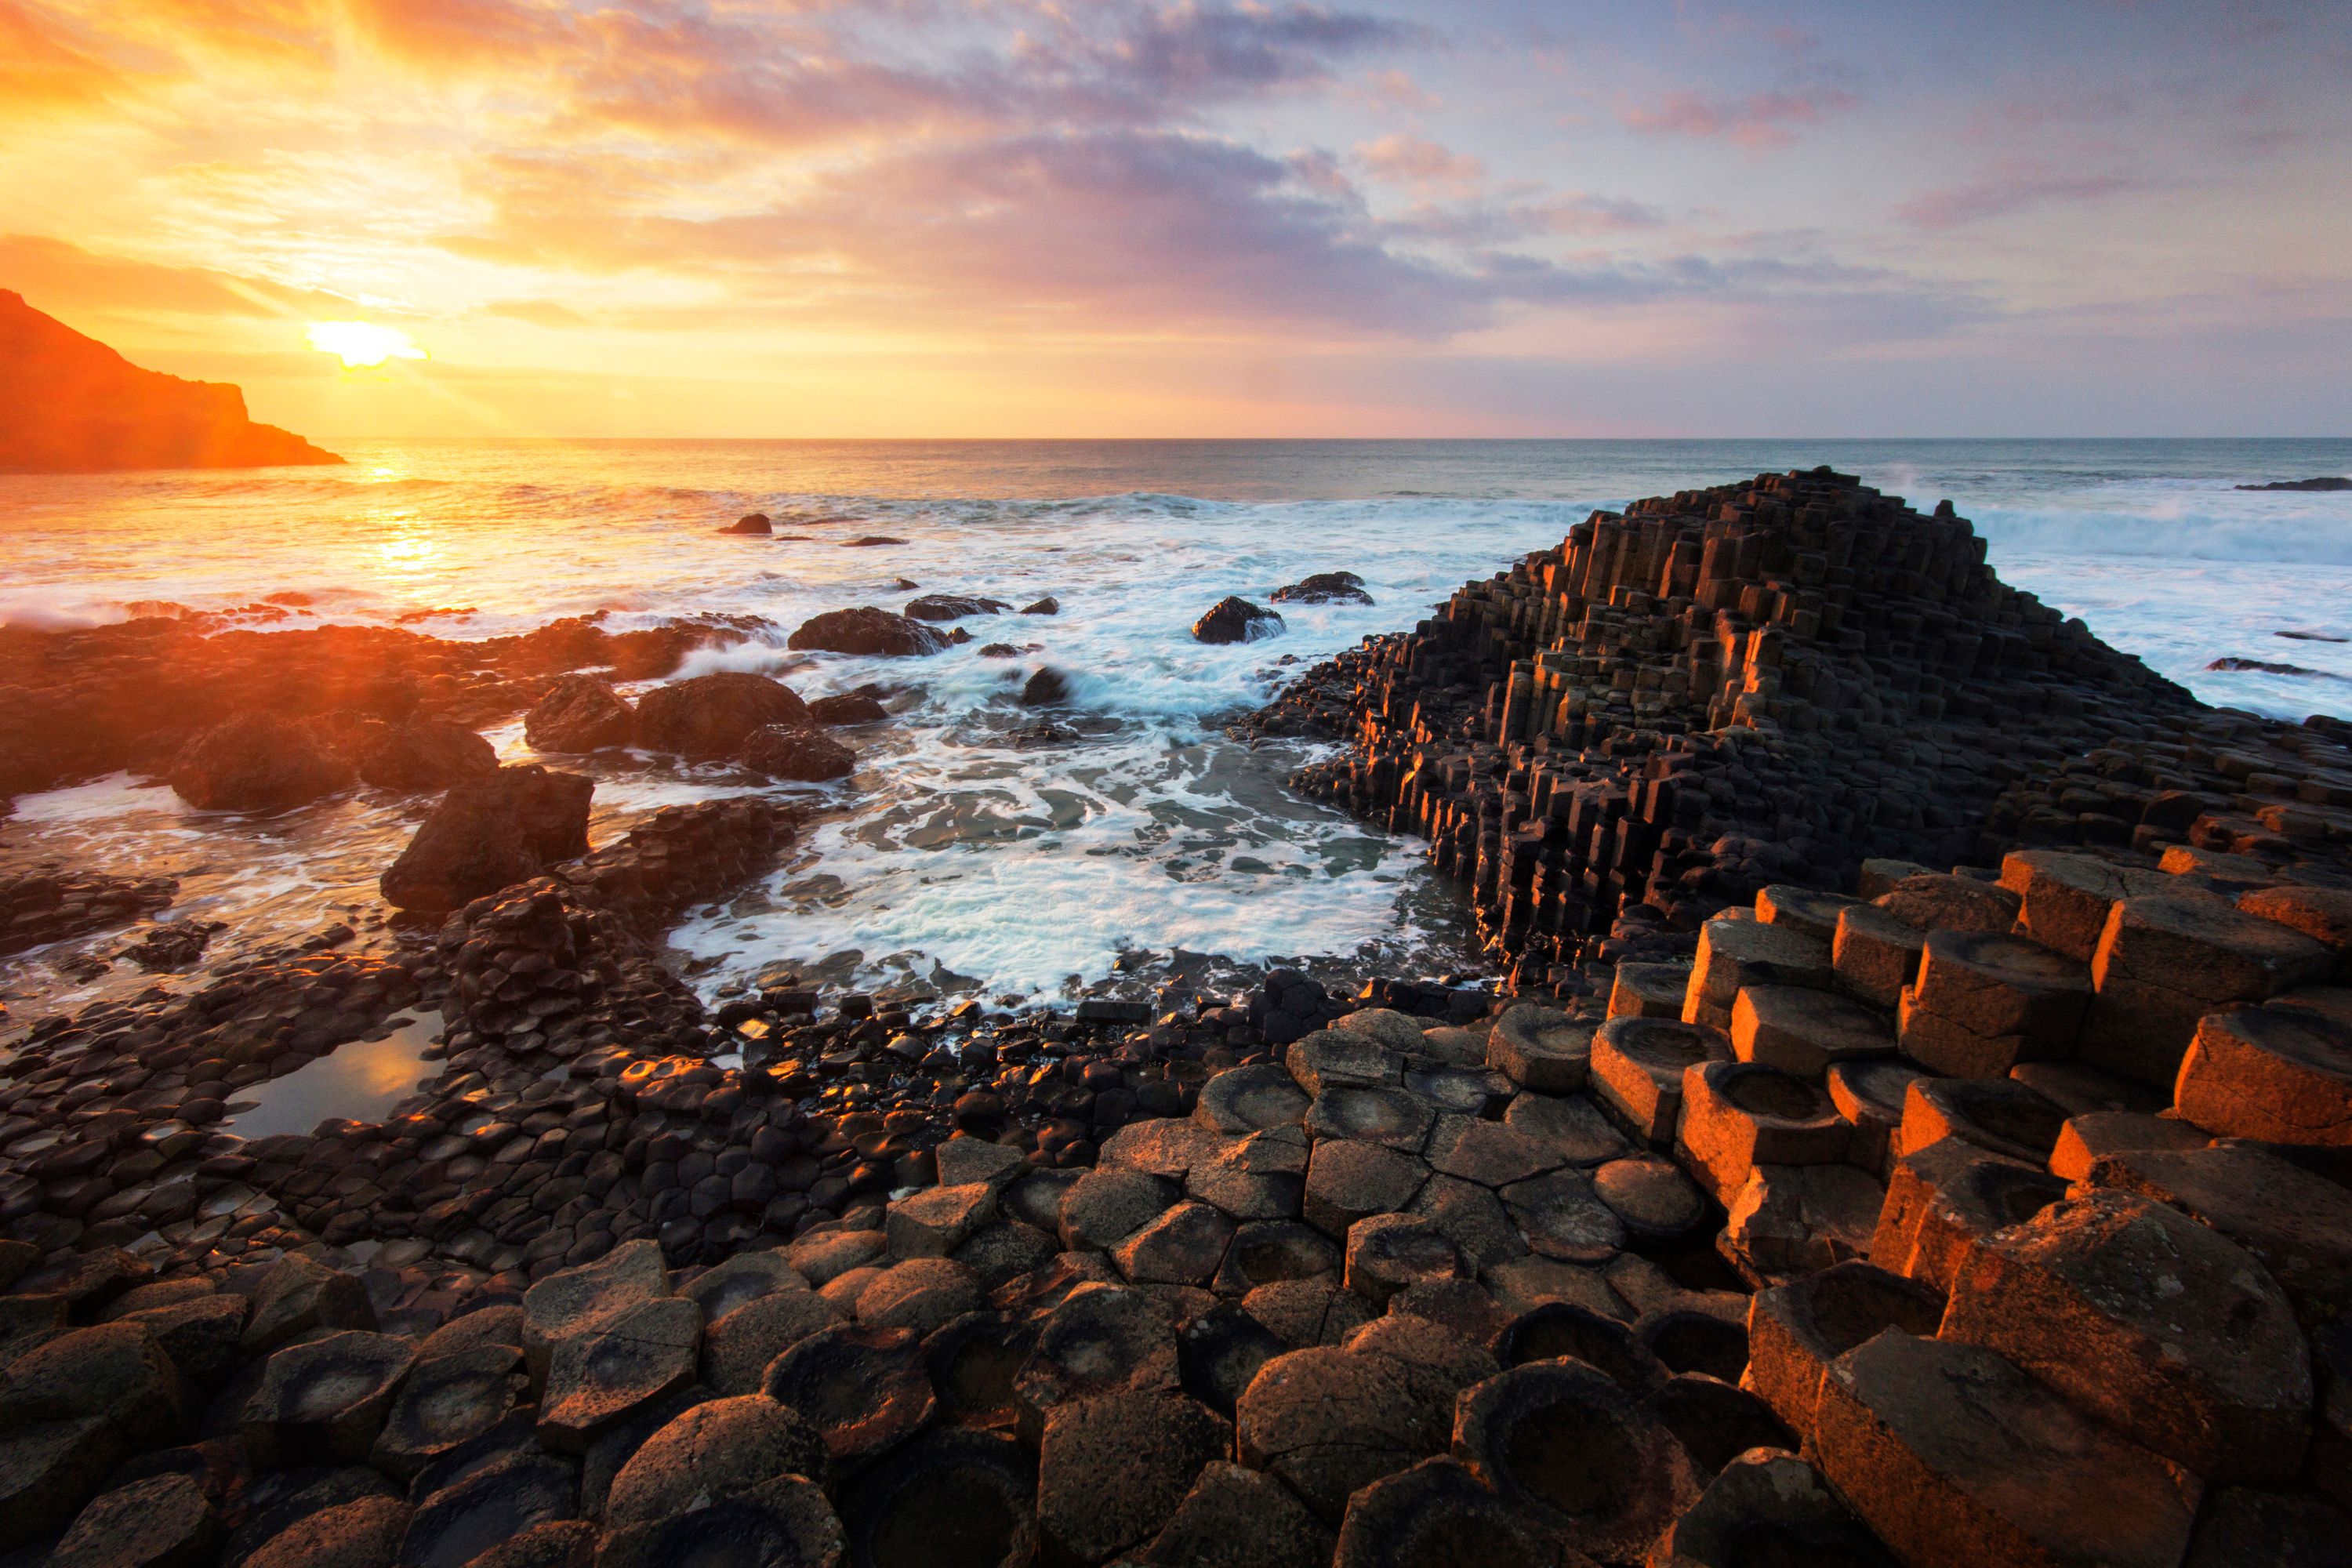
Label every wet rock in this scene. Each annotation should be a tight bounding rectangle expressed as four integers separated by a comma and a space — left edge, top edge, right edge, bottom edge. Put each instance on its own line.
245, 1494, 412, 1568
727, 514, 775, 535
636, 671, 811, 760
604, 1395, 829, 1526
1331, 1455, 1563, 1568
1235, 1345, 1455, 1524
1940, 1187, 2311, 1483
809, 690, 890, 725
1271, 572, 1373, 606
358, 717, 499, 792
1192, 597, 1283, 645
1019, 668, 1069, 706
838, 1428, 1036, 1568
399, 1451, 578, 1568
1450, 1356, 1698, 1564
1022, 596, 1060, 615
1649, 1448, 1896, 1568
1037, 1390, 1231, 1565
241, 1329, 416, 1468
379, 763, 593, 915
524, 675, 636, 753
1813, 1330, 2197, 1568
763, 1323, 935, 1467
167, 713, 355, 811
1134, 1460, 1331, 1568
372, 1343, 522, 1479
787, 608, 947, 657
905, 593, 1011, 621
538, 1298, 700, 1454
742, 723, 856, 781
702, 1290, 842, 1396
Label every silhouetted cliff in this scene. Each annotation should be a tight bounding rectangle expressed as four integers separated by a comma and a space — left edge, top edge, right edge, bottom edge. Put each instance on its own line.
0, 290, 340, 472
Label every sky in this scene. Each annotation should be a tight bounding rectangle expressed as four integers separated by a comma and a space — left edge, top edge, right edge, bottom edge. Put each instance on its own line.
4, 0, 2348, 437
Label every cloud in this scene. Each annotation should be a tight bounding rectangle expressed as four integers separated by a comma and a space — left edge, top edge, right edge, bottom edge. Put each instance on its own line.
484, 298, 589, 328
0, 0, 122, 111
1897, 165, 2151, 229
0, 233, 361, 319
1619, 85, 1859, 149
1356, 133, 1484, 195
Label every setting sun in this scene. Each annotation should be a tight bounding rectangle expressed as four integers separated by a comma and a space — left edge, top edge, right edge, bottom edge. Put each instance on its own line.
306, 321, 426, 369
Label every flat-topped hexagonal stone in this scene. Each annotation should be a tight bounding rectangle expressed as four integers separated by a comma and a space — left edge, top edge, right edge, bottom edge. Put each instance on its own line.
1401, 1064, 1512, 1117
537, 1296, 699, 1454
1176, 1303, 1286, 1416
1871, 1138, 2065, 1292
1038, 1390, 1231, 1566
1755, 884, 1861, 944
2080, 1142, 2352, 1323
48, 1472, 220, 1568
786, 1229, 886, 1288
1136, 1460, 1331, 1568
1832, 905, 1930, 1011
1115, 1201, 1237, 1287
241, 1252, 374, 1358
1744, 1260, 1943, 1437
1942, 1188, 2311, 1483
1241, 1279, 1373, 1349
1590, 1017, 1733, 1143
1408, 1174, 1526, 1272
1606, 961, 1691, 1021
1286, 1030, 1403, 1097
855, 1258, 983, 1339
934, 1134, 1029, 1189
1483, 1256, 1627, 1319
1451, 1357, 1697, 1564
604, 1394, 828, 1528
1333, 1007, 1430, 1052
1590, 1153, 1707, 1243
764, 1323, 935, 1465
1101, 1117, 1235, 1181
922, 1308, 1037, 1432
2174, 1001, 2352, 1146
680, 1252, 808, 1323
1675, 1060, 1849, 1205
1686, 919, 1835, 1029
1302, 1138, 1428, 1237
372, 1342, 521, 1479
837, 1429, 1036, 1568
2047, 1110, 2207, 1182
597, 1475, 843, 1568
1902, 931, 2092, 1073
1732, 984, 1893, 1078
1500, 1167, 1624, 1264
1186, 1128, 1307, 1221
399, 1450, 576, 1568
1814, 1330, 2197, 1568
2000, 849, 2173, 961
1874, 873, 2020, 935
1501, 1091, 1628, 1167
1425, 1115, 1561, 1188
1305, 1087, 1436, 1151
1061, 1169, 1179, 1252
1214, 1221, 1341, 1296
0, 1319, 185, 1446
1012, 1284, 1178, 1442
1193, 1064, 1309, 1134
1722, 1162, 1886, 1280
1236, 1345, 1455, 1524
1415, 1024, 1492, 1068
887, 1183, 999, 1259
701, 1289, 841, 1396
1896, 1076, 2068, 1167
521, 1238, 670, 1381
1486, 1005, 1596, 1092
1642, 1370, 1798, 1479
249, 1495, 413, 1568
2239, 882, 2352, 958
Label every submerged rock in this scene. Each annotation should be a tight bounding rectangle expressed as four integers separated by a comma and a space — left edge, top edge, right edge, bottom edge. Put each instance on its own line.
906, 593, 1011, 621
740, 724, 855, 782
808, 691, 890, 725
1192, 597, 1284, 645
2237, 476, 2351, 491
1022, 668, 1070, 706
724, 513, 774, 535
1271, 572, 1374, 606
635, 673, 811, 760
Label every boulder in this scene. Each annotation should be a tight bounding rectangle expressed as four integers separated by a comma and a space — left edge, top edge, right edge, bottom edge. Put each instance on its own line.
1020, 667, 1070, 706
604, 1396, 828, 1526
1192, 597, 1283, 644
634, 672, 810, 760
372, 1342, 521, 1479
241, 1252, 374, 1356
762, 1323, 935, 1466
167, 713, 354, 811
379, 763, 592, 914
808, 690, 889, 725
905, 593, 1010, 620
1270, 572, 1373, 605
241, 1330, 416, 1468
725, 513, 773, 534
537, 1297, 700, 1454
524, 675, 635, 753
740, 723, 855, 781
787, 608, 947, 656
49, 1471, 220, 1568
356, 719, 498, 792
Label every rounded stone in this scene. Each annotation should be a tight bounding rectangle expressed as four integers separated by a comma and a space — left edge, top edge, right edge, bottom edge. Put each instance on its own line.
762, 1324, 936, 1468
604, 1395, 829, 1527
50, 1472, 220, 1568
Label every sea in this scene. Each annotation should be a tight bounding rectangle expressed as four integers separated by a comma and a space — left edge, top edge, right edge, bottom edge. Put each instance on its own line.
4, 437, 2349, 1029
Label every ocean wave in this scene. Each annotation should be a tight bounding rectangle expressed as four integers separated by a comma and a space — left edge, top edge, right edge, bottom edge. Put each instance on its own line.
1973, 498, 2352, 566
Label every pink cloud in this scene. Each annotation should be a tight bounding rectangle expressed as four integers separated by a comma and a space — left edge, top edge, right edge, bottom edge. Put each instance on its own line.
1356, 133, 1484, 195
1619, 85, 1858, 149
1897, 165, 2150, 229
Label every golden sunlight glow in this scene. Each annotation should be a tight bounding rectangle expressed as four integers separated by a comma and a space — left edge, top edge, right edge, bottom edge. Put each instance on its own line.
306, 321, 428, 368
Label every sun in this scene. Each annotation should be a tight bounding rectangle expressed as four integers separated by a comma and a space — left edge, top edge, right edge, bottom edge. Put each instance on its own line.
306, 321, 427, 368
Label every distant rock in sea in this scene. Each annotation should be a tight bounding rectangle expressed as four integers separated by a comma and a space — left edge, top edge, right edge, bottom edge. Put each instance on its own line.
0, 289, 342, 473
2234, 476, 2351, 492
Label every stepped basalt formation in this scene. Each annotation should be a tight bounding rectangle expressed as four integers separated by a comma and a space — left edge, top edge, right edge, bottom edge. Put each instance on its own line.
2, 468, 2350, 1566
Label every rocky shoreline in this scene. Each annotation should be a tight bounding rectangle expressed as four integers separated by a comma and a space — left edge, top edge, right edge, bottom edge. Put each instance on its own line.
2, 468, 2350, 1566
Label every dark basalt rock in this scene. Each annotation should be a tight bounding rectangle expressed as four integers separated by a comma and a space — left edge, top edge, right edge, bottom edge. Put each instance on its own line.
635, 672, 811, 760
727, 513, 775, 535
1021, 668, 1070, 707
167, 712, 356, 811
762, 1323, 936, 1468
241, 1328, 416, 1468
400, 1450, 579, 1568
1271, 572, 1374, 606
840, 1428, 1036, 1568
603, 1396, 829, 1526
356, 718, 499, 792
524, 675, 636, 752
742, 724, 857, 782
905, 594, 1011, 621
2237, 476, 2352, 491
809, 691, 891, 725
1021, 597, 1059, 616
841, 535, 907, 547
379, 764, 593, 916
789, 608, 949, 657
1332, 1455, 1566, 1568
48, 1470, 220, 1568
597, 1475, 844, 1568
371, 1343, 523, 1479
1192, 597, 1283, 645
